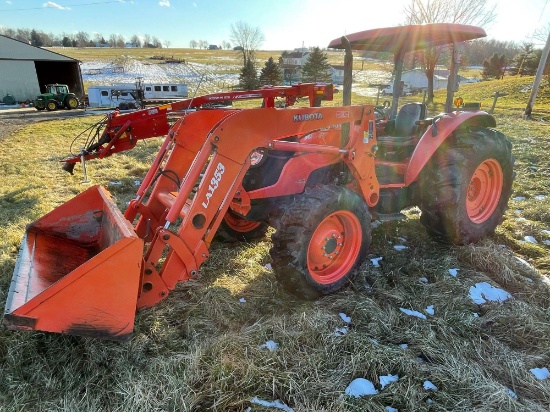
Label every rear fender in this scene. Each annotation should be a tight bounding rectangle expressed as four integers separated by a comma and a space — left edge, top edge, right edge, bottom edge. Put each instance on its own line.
405, 111, 496, 185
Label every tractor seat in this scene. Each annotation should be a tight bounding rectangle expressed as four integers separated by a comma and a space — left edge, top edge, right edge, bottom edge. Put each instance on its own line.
378, 103, 427, 146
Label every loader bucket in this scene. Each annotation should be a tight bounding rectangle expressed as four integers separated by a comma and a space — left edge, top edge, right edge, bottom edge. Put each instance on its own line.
3, 185, 143, 341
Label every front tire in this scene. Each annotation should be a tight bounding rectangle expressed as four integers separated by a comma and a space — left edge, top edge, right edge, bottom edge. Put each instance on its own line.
419, 127, 514, 244
64, 96, 79, 110
270, 185, 371, 299
215, 210, 269, 242
46, 100, 58, 111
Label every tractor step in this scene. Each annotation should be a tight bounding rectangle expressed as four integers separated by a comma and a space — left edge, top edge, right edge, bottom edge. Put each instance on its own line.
376, 212, 407, 221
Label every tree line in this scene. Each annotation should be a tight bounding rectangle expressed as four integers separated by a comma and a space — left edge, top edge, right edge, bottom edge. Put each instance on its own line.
0, 26, 167, 48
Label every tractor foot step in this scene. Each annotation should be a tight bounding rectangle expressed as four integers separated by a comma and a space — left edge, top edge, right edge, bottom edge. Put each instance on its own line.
376, 213, 406, 222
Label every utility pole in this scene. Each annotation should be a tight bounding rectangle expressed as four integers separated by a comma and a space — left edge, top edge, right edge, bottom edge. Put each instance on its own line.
525, 31, 550, 118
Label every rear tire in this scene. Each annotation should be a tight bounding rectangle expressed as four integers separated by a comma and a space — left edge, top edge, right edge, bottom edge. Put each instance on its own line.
270, 185, 371, 299
216, 210, 269, 242
419, 127, 514, 244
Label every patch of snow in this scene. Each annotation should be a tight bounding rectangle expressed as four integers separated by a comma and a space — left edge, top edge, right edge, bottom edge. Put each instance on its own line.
515, 256, 531, 267
399, 308, 427, 320
505, 387, 518, 400
423, 381, 438, 391
542, 230, 550, 236
525, 277, 534, 283
419, 277, 429, 283
370, 257, 383, 267
399, 343, 408, 349
393, 245, 408, 251
134, 180, 141, 186
386, 407, 399, 412
239, 297, 246, 303
516, 217, 527, 222
473, 313, 479, 318
469, 282, 512, 304
345, 378, 379, 397
448, 268, 459, 277
524, 235, 538, 243
397, 237, 407, 243
109, 181, 123, 185
264, 263, 272, 270
425, 305, 434, 315
513, 196, 526, 201
379, 374, 399, 389
259, 340, 279, 351
534, 195, 547, 200
530, 367, 550, 380
339, 313, 351, 323
333, 327, 348, 336
426, 398, 434, 405
543, 240, 550, 246
370, 338, 379, 345
250, 397, 294, 412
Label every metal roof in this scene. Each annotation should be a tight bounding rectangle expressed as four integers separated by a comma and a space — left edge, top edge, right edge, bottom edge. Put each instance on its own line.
0, 35, 77, 61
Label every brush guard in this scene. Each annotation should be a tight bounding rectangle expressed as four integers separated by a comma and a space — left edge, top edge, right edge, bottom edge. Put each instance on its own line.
3, 186, 143, 340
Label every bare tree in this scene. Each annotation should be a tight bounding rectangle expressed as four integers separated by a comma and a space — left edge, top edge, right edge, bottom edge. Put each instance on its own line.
222, 40, 231, 50
130, 34, 142, 48
189, 39, 198, 49
198, 39, 209, 49
230, 21, 265, 66
163, 39, 171, 48
143, 33, 152, 47
75, 31, 89, 47
403, 0, 496, 102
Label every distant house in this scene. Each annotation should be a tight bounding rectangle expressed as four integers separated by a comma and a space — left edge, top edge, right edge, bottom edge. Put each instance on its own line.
208, 45, 220, 50
330, 65, 345, 85
124, 43, 138, 48
280, 51, 310, 83
400, 69, 470, 91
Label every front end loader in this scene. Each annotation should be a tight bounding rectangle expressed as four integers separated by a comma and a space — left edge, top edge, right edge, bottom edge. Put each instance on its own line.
4, 24, 514, 340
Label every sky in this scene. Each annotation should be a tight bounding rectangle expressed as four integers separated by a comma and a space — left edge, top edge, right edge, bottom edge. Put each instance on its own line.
0, 0, 549, 50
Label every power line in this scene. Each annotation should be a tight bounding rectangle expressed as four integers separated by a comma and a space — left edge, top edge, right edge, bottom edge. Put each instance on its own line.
0, 1, 125, 12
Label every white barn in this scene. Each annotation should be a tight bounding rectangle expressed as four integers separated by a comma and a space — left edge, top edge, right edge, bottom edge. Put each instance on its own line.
0, 35, 83, 103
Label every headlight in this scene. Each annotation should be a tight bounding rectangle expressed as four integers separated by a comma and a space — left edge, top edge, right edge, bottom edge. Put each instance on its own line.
249, 149, 266, 168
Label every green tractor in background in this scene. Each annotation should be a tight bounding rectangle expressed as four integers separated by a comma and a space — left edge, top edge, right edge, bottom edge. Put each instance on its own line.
34, 84, 79, 111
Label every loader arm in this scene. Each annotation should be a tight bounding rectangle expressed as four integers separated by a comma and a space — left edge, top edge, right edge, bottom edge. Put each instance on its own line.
62, 83, 334, 172
133, 105, 378, 309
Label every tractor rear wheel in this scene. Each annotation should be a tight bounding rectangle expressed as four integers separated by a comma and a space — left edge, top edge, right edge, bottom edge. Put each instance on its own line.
270, 185, 371, 299
64, 96, 79, 110
215, 210, 269, 242
46, 100, 58, 111
419, 127, 514, 244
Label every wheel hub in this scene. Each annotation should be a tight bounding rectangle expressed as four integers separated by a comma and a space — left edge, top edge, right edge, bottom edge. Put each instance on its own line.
466, 158, 503, 224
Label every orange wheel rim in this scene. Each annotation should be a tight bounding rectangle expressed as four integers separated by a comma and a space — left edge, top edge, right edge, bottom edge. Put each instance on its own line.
307, 211, 362, 284
466, 159, 503, 224
223, 212, 262, 233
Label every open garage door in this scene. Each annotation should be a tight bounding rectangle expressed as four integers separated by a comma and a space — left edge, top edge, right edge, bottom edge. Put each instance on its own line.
35, 60, 83, 97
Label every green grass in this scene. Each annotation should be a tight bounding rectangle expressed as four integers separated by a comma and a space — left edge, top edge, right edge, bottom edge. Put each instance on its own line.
1, 73, 550, 411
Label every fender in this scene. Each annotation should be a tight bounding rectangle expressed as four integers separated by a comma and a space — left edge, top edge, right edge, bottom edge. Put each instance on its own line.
405, 111, 496, 185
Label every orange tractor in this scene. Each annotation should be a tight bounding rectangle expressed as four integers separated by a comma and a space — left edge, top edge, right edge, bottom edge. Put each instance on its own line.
4, 24, 514, 340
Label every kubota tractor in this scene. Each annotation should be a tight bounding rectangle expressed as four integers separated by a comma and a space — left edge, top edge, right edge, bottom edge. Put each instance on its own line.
4, 24, 514, 340
34, 84, 79, 111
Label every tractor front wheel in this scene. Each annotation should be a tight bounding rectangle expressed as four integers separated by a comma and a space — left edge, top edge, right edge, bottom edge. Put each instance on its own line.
419, 127, 514, 244
270, 185, 371, 299
46, 100, 58, 111
215, 210, 269, 242
64, 96, 79, 110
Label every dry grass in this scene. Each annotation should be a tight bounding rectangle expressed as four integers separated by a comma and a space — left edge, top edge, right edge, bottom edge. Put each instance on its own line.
1, 75, 550, 411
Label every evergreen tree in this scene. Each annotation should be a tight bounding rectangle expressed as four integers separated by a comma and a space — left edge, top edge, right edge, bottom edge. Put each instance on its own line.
30, 29, 44, 47
62, 36, 72, 47
259, 57, 282, 85
238, 59, 259, 90
481, 53, 506, 79
301, 47, 332, 83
